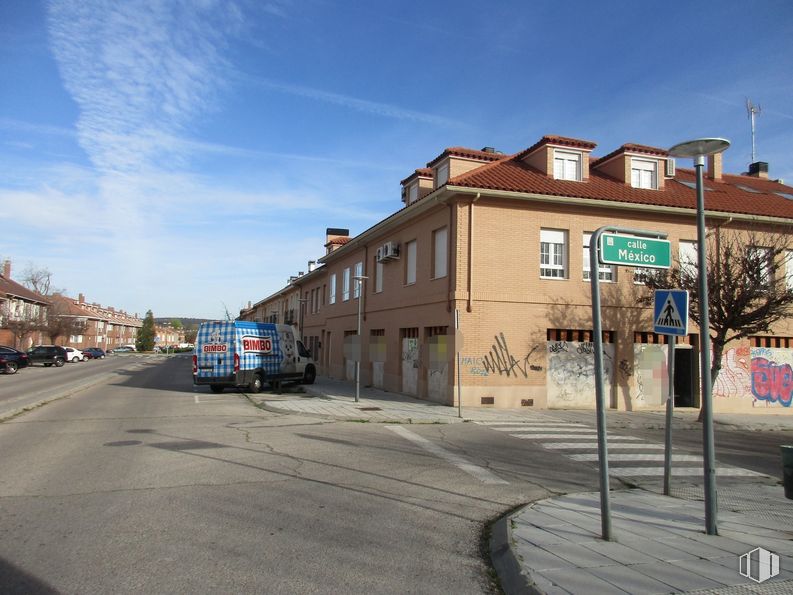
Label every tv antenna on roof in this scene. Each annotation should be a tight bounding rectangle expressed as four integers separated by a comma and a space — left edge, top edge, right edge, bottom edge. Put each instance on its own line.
746, 98, 762, 162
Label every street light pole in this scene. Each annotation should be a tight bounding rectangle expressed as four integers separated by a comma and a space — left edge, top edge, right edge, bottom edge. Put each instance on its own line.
669, 137, 730, 536
354, 275, 368, 403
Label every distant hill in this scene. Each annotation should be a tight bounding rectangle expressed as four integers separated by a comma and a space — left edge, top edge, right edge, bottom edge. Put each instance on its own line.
154, 317, 213, 329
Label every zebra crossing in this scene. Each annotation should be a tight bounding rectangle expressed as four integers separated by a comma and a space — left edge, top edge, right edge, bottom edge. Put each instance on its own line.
476, 418, 763, 479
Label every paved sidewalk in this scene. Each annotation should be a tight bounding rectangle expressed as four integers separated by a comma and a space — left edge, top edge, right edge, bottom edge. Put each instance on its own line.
254, 376, 793, 431
251, 377, 793, 593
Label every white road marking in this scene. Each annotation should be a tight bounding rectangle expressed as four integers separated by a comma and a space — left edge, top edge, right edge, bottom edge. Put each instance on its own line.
512, 434, 641, 441
544, 442, 666, 450
386, 425, 508, 485
570, 453, 703, 462
476, 421, 587, 427
609, 466, 764, 477
490, 426, 594, 433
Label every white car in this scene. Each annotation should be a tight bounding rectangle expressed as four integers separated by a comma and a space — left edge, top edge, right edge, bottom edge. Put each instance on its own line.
64, 347, 86, 362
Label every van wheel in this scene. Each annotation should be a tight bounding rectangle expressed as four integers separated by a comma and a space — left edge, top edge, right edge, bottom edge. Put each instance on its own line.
302, 365, 316, 385
210, 385, 224, 394
248, 374, 263, 394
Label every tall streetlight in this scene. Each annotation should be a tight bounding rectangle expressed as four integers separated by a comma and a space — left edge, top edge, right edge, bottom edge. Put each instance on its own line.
353, 275, 368, 403
668, 137, 730, 536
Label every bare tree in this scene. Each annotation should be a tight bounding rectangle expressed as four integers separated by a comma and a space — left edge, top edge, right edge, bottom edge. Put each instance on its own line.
1, 301, 46, 350
21, 264, 65, 297
44, 297, 87, 344
643, 226, 793, 405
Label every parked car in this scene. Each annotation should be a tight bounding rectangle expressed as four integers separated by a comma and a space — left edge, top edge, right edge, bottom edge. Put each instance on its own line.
27, 345, 68, 367
0, 345, 30, 374
109, 346, 135, 354
64, 346, 86, 363
82, 347, 106, 359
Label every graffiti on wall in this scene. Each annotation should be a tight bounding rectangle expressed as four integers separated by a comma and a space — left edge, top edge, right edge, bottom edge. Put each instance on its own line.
547, 341, 614, 407
713, 346, 751, 399
481, 333, 543, 379
461, 356, 489, 377
751, 347, 793, 407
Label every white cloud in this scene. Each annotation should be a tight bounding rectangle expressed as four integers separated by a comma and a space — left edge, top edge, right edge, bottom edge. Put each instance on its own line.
249, 76, 467, 128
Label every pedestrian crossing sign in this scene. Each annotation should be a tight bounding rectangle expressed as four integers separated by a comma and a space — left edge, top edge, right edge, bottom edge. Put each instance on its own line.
653, 290, 689, 336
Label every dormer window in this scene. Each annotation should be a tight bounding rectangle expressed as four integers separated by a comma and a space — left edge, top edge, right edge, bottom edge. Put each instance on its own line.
436, 162, 449, 187
631, 158, 658, 189
553, 150, 581, 181
408, 183, 419, 204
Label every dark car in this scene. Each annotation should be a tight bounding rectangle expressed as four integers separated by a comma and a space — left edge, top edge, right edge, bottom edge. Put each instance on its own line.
83, 347, 106, 359
27, 345, 68, 367
0, 345, 30, 374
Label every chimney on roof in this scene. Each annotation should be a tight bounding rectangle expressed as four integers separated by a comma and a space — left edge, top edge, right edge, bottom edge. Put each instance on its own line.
707, 153, 723, 181
325, 227, 350, 254
308, 260, 316, 273
481, 146, 497, 154
78, 293, 85, 304
747, 161, 769, 179
2, 260, 10, 279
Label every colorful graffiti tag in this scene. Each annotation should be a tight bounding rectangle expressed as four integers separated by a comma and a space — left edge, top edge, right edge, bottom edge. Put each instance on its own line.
752, 356, 793, 407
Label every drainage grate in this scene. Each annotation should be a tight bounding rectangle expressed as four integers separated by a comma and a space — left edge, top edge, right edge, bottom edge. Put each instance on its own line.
358, 407, 382, 411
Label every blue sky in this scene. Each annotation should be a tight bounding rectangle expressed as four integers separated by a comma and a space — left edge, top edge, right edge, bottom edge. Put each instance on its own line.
1, 0, 792, 319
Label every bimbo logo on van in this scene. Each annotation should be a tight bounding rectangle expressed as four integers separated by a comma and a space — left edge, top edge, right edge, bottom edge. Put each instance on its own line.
242, 335, 273, 354
202, 343, 228, 353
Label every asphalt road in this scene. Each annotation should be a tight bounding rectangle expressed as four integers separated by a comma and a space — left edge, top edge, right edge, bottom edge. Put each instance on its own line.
0, 356, 601, 594
0, 356, 786, 593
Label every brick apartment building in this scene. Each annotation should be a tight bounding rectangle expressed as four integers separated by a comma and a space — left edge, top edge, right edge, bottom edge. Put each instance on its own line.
242, 135, 793, 413
40, 293, 142, 351
0, 261, 49, 348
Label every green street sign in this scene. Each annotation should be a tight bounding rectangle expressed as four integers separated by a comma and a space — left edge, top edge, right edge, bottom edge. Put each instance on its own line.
599, 233, 671, 269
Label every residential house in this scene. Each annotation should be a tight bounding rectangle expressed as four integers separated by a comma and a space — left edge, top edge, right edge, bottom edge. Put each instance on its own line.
48, 293, 142, 351
0, 260, 49, 349
246, 135, 793, 413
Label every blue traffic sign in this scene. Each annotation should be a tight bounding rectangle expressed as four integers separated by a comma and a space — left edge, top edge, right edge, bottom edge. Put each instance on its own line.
653, 290, 689, 336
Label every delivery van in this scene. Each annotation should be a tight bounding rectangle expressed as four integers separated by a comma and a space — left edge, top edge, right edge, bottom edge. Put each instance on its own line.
193, 321, 316, 393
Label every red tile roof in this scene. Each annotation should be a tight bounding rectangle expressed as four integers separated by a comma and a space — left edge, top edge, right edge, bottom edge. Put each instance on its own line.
400, 167, 433, 186
426, 147, 507, 168
516, 135, 598, 160
449, 153, 793, 219
0, 275, 49, 304
594, 143, 669, 165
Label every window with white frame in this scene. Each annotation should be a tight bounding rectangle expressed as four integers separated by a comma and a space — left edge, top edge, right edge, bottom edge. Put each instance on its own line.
329, 274, 337, 304
540, 229, 567, 279
375, 260, 383, 293
408, 184, 418, 204
405, 240, 417, 284
786, 250, 793, 291
436, 163, 449, 187
750, 245, 774, 288
631, 158, 658, 189
342, 267, 351, 301
553, 150, 581, 181
679, 240, 698, 276
433, 227, 448, 279
353, 262, 363, 298
583, 233, 614, 281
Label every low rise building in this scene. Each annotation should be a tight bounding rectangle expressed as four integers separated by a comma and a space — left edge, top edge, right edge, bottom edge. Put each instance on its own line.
246, 135, 793, 413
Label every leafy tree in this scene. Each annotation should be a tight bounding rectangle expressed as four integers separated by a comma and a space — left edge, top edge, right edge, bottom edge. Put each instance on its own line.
643, 227, 793, 411
171, 318, 183, 330
136, 310, 156, 352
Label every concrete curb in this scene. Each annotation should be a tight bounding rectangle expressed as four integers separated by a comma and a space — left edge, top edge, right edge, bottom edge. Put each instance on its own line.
489, 510, 540, 595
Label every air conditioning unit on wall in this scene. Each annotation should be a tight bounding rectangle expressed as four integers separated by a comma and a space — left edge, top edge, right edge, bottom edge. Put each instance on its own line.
377, 241, 400, 262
